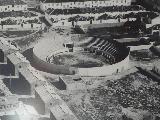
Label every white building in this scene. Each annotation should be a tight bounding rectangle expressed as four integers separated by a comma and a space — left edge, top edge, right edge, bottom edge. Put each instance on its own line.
40, 0, 133, 10
0, 0, 28, 12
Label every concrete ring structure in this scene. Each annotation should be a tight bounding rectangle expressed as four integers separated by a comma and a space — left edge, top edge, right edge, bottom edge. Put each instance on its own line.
33, 33, 130, 76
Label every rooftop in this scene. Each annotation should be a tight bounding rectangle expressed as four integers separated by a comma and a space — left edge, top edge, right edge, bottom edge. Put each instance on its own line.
35, 85, 62, 104
7, 52, 29, 66
18, 65, 46, 84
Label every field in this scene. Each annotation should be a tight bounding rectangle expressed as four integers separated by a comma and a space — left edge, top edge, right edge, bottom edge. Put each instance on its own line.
50, 50, 108, 68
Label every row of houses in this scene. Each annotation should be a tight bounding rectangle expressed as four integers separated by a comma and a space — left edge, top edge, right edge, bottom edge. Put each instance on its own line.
40, 0, 136, 10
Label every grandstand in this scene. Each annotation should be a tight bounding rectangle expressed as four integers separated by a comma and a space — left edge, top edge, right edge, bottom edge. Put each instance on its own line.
83, 37, 128, 64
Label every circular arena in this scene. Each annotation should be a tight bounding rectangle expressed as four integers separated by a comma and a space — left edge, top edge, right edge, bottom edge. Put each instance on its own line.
33, 31, 130, 76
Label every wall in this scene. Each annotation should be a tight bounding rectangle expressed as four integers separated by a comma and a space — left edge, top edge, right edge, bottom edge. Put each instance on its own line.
33, 52, 78, 75
0, 50, 4, 62
35, 90, 46, 115
0, 59, 15, 76
3, 75, 31, 95
78, 52, 130, 76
